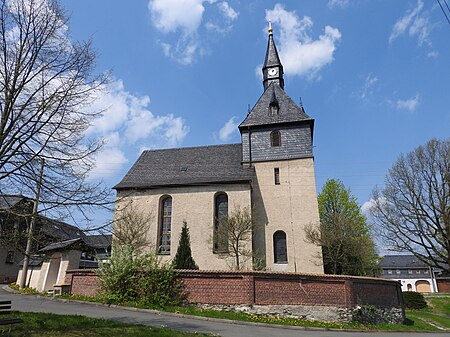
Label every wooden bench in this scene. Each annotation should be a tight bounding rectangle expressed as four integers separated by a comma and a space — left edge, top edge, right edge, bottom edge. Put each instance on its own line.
0, 300, 23, 332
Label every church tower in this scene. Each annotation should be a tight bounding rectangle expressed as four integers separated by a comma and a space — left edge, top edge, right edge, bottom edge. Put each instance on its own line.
239, 24, 323, 273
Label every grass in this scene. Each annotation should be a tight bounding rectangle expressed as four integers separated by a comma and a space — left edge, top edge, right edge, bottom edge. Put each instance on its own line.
12, 287, 450, 332
1, 311, 213, 337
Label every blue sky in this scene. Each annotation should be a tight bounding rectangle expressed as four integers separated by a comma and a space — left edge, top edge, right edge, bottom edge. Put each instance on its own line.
60, 0, 449, 232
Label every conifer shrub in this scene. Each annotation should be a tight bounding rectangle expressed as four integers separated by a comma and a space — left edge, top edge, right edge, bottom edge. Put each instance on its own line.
402, 291, 428, 309
173, 221, 199, 270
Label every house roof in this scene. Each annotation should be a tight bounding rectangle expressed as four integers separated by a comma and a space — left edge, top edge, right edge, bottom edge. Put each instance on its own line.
39, 238, 82, 252
379, 255, 430, 269
82, 234, 112, 249
18, 256, 43, 267
239, 83, 313, 128
0, 195, 31, 211
38, 217, 84, 241
115, 143, 254, 190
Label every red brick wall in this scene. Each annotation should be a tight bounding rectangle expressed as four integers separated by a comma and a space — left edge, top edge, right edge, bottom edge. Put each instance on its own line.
65, 269, 402, 308
65, 270, 100, 297
437, 279, 450, 293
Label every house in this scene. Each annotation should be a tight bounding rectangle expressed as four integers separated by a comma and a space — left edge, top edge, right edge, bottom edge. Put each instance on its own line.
0, 194, 89, 283
379, 255, 439, 293
114, 26, 323, 272
17, 233, 111, 292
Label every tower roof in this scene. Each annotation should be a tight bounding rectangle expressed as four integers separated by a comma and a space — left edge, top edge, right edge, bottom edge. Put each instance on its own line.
263, 22, 283, 70
239, 82, 312, 128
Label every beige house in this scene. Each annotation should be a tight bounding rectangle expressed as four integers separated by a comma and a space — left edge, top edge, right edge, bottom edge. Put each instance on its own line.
114, 28, 323, 273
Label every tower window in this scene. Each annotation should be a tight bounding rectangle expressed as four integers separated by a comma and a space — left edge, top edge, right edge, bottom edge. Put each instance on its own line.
273, 231, 287, 263
270, 131, 281, 147
268, 102, 279, 116
158, 196, 172, 254
274, 168, 280, 185
214, 193, 228, 253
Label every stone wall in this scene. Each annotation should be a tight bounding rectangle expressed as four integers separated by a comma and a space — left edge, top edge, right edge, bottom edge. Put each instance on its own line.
65, 269, 404, 323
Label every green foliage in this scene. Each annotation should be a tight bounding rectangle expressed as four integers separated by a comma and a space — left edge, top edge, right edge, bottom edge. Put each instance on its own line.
173, 221, 198, 270
306, 179, 379, 276
403, 292, 428, 309
98, 246, 184, 307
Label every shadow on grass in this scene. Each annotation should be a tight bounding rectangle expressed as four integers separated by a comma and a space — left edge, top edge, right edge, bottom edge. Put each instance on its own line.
403, 318, 415, 326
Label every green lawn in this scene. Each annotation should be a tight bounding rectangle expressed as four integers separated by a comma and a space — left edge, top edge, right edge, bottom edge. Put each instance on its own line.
1, 312, 213, 337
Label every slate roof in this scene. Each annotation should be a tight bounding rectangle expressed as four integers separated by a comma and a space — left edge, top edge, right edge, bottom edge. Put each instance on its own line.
83, 234, 112, 249
239, 83, 313, 128
263, 33, 282, 69
115, 143, 254, 190
38, 217, 84, 241
379, 255, 430, 269
39, 238, 82, 252
0, 195, 31, 210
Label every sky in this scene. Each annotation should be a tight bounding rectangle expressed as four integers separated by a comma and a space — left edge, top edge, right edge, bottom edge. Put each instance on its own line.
59, 0, 450, 237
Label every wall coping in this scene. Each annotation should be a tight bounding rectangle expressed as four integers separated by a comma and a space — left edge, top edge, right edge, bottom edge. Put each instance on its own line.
65, 268, 400, 286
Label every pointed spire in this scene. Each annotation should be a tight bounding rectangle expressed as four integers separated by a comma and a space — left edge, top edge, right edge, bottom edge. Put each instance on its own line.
262, 21, 284, 91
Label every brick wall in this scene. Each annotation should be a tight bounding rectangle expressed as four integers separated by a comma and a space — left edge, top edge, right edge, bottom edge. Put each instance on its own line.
66, 269, 402, 308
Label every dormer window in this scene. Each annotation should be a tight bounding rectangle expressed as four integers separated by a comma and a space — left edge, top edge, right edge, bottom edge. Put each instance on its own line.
268, 102, 279, 116
270, 130, 281, 147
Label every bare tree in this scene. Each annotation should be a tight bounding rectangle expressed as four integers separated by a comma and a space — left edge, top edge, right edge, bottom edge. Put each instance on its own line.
370, 138, 450, 272
113, 202, 153, 257
0, 0, 111, 223
215, 207, 253, 270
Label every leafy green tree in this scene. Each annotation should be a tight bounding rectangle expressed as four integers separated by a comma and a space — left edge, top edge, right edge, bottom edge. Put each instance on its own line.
173, 221, 198, 270
305, 179, 379, 276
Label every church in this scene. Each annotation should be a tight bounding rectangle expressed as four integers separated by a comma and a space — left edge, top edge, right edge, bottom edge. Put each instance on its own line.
114, 26, 323, 273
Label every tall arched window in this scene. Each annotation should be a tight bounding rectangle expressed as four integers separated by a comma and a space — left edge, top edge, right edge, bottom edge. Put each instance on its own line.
214, 193, 228, 253
270, 131, 281, 147
159, 196, 172, 254
273, 230, 287, 263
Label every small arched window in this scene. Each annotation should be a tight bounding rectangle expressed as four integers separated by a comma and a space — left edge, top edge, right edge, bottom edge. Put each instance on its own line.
270, 131, 281, 147
158, 196, 172, 254
273, 230, 287, 264
214, 193, 228, 253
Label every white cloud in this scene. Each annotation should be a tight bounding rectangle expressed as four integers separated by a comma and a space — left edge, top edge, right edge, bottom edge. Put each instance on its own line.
389, 0, 431, 46
359, 74, 378, 100
218, 2, 238, 21
328, 0, 349, 9
88, 79, 189, 178
361, 199, 376, 214
265, 4, 341, 79
396, 95, 419, 112
148, 0, 238, 64
427, 50, 439, 58
89, 146, 128, 179
218, 116, 239, 142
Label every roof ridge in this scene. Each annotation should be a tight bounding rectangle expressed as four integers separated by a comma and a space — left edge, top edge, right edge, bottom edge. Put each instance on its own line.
142, 143, 241, 153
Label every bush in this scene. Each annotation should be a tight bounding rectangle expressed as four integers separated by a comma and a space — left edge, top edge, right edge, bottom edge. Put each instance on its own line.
98, 246, 185, 307
402, 291, 427, 309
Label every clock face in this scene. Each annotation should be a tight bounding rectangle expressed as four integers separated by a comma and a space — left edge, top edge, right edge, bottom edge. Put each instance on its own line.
268, 68, 278, 76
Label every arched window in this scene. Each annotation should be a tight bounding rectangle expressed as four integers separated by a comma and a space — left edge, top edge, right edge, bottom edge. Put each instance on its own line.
270, 131, 281, 147
159, 196, 172, 254
273, 230, 287, 263
214, 193, 228, 253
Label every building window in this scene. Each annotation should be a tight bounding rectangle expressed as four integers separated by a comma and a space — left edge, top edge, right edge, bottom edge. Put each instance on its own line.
270, 131, 281, 147
387, 270, 392, 274
273, 230, 287, 264
274, 168, 280, 185
416, 270, 421, 274
5, 250, 14, 264
214, 193, 228, 253
268, 102, 279, 116
424, 269, 429, 274
158, 196, 172, 254
408, 269, 413, 274
396, 270, 401, 275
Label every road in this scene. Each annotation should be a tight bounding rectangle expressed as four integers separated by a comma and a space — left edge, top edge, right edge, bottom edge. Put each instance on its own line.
0, 286, 444, 337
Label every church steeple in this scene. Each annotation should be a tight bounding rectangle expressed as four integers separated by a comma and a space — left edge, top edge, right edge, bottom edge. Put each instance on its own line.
262, 21, 284, 91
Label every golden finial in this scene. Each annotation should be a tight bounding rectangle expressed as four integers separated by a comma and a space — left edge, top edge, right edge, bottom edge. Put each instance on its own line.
268, 20, 273, 34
